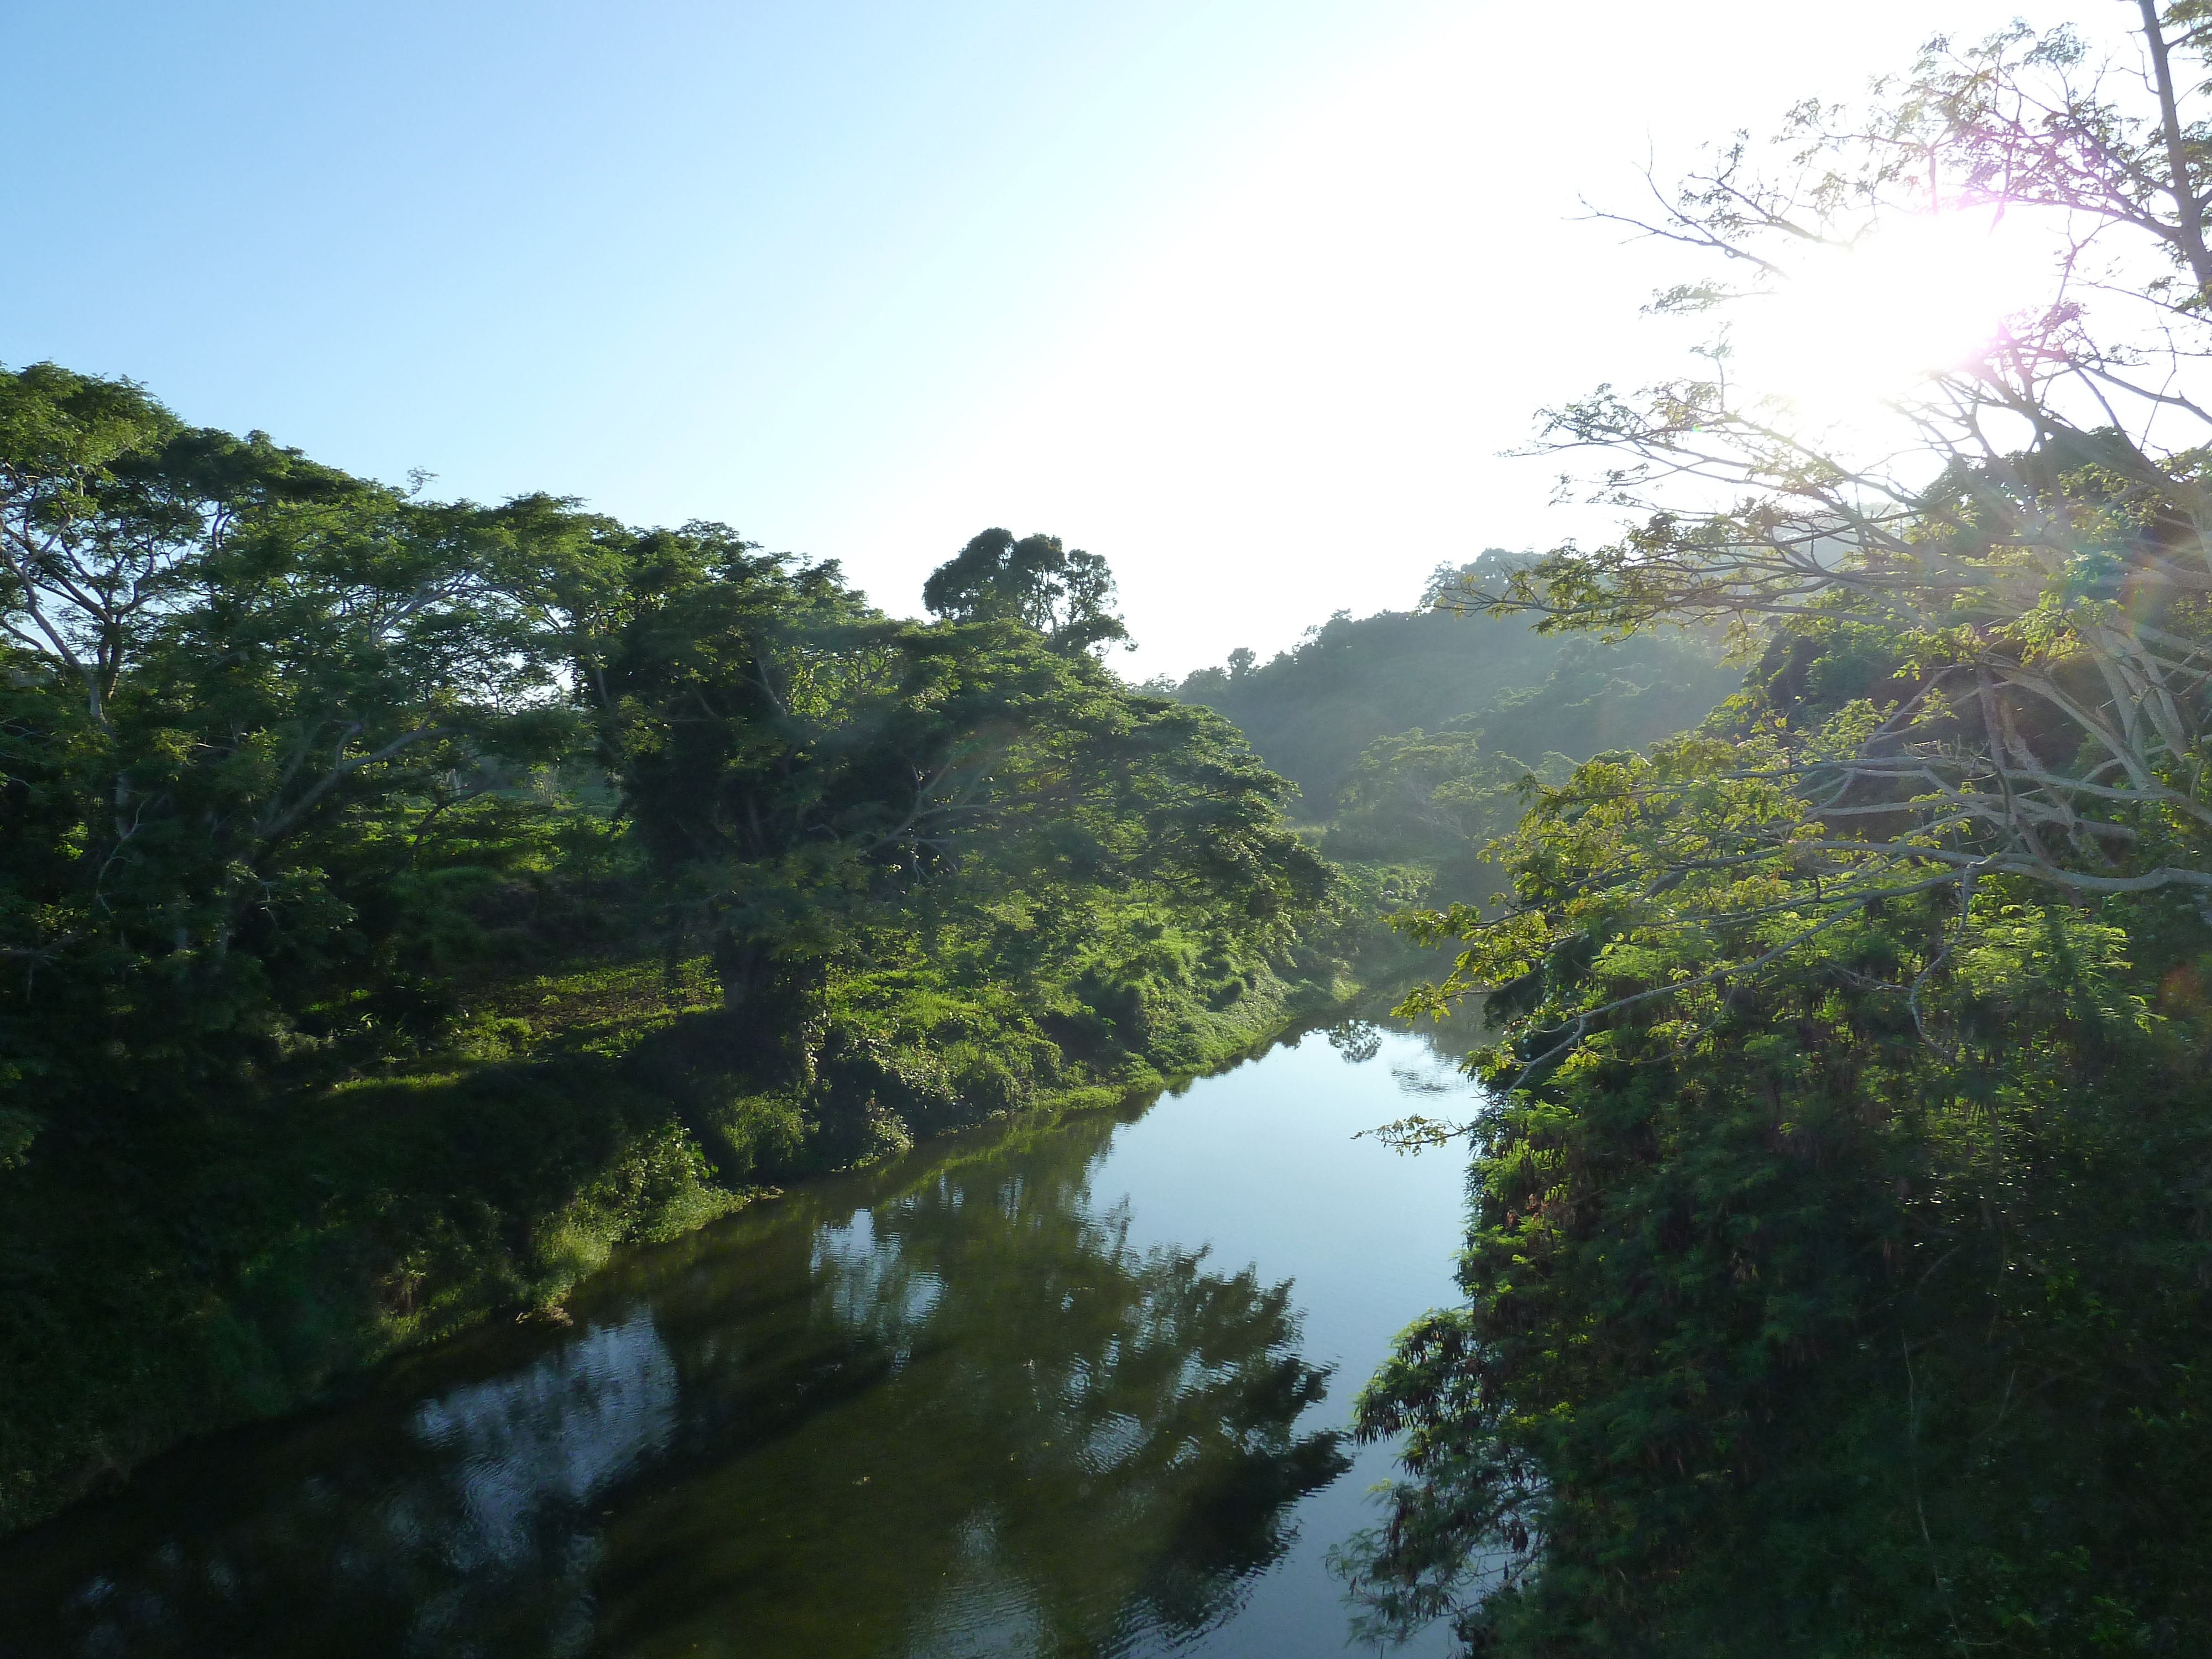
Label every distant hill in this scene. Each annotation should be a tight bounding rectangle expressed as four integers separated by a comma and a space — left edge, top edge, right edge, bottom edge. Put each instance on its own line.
1155, 551, 1743, 817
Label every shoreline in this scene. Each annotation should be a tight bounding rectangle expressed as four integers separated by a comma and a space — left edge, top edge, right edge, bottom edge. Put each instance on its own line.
0, 947, 1435, 1541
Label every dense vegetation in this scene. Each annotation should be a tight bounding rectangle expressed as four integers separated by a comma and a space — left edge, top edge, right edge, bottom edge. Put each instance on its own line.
0, 369, 1359, 1534
1157, 550, 1736, 821
1342, 659, 2212, 1653
1334, 15, 2212, 1655
24, 21, 2212, 1652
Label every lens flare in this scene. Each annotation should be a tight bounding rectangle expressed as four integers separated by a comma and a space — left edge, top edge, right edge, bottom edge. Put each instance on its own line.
1729, 209, 2050, 425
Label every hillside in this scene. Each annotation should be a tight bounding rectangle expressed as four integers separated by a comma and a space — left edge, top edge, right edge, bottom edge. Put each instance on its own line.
1160, 554, 1743, 881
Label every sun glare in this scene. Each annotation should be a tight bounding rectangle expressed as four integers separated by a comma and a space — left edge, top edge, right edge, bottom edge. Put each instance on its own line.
1729, 210, 2051, 429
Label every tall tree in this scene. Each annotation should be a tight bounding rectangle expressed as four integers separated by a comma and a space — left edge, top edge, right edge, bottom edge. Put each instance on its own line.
921, 526, 1130, 654
590, 530, 1327, 1078
1414, 11, 2212, 1030
1342, 12, 2212, 1653
0, 364, 583, 1119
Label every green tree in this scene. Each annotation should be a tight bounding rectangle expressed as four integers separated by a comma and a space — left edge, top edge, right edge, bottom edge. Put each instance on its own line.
0, 364, 584, 1129
1433, 15, 2212, 969
1343, 11, 2212, 1652
0, 380, 1353, 1543
920, 526, 1129, 654
588, 528, 1332, 1086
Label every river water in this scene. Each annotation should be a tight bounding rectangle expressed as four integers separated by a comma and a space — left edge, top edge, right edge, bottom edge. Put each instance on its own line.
0, 1019, 1481, 1658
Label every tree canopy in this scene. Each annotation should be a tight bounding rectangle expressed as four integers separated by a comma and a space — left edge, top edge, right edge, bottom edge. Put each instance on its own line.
920, 526, 1129, 654
1338, 12, 2212, 1653
1399, 11, 2212, 1052
0, 368, 1357, 1534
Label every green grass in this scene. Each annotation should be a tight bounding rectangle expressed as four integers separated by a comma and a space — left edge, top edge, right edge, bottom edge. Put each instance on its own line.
0, 899, 1418, 1538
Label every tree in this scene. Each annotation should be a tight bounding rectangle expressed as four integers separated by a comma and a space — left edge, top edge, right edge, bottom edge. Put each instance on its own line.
0, 363, 583, 1121
1339, 13, 2212, 1652
590, 532, 1329, 1081
1413, 10, 2212, 1031
920, 526, 1130, 654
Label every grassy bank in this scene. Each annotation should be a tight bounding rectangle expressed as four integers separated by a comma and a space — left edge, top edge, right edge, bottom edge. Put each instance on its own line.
0, 904, 1411, 1539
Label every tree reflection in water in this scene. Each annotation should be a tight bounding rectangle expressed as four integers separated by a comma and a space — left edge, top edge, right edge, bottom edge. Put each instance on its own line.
1, 1103, 1349, 1658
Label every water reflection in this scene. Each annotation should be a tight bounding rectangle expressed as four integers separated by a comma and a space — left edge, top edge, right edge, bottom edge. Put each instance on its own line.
1, 1084, 1364, 1658
595, 1110, 1351, 1658
409, 1314, 679, 1568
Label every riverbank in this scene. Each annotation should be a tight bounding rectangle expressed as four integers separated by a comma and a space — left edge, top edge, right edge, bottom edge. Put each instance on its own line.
0, 917, 1432, 1540
0, 1017, 1477, 1658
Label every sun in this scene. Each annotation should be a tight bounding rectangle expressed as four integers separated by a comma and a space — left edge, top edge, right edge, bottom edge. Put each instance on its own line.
1727, 208, 2051, 429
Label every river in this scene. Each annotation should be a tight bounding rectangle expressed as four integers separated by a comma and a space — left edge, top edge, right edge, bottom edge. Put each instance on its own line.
0, 1017, 1483, 1658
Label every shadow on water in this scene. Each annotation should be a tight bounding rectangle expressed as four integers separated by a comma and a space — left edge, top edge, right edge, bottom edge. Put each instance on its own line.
1, 1012, 1484, 1658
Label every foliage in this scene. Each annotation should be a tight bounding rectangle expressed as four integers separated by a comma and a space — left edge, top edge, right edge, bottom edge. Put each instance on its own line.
1341, 873, 2212, 1655
0, 363, 596, 1132
1324, 635, 1740, 876
1439, 14, 2212, 936
921, 525, 1130, 654
581, 521, 1334, 1089
1166, 552, 1733, 810
1343, 14, 2212, 1651
1350, 539, 2212, 1656
0, 363, 1354, 1535
1346, 611, 2212, 1654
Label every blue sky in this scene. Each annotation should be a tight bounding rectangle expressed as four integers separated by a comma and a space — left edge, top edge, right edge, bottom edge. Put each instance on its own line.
3, 1, 2053, 675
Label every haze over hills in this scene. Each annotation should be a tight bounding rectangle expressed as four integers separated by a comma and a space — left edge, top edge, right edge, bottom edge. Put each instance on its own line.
1157, 551, 1744, 849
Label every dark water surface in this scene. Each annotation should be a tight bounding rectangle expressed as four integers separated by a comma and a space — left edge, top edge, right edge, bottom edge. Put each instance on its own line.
0, 1024, 1476, 1658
